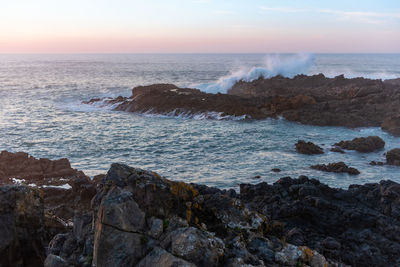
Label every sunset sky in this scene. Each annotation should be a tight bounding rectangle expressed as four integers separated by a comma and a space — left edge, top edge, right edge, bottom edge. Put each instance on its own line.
1, 0, 399, 53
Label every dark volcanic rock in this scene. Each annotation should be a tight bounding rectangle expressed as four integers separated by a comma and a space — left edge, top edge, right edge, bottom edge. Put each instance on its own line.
295, 140, 324, 154
84, 75, 400, 136
85, 84, 272, 120
229, 74, 400, 132
0, 151, 98, 222
0, 185, 46, 267
311, 162, 360, 175
240, 177, 400, 267
334, 136, 385, 153
386, 148, 400, 166
4, 158, 400, 266
0, 150, 85, 184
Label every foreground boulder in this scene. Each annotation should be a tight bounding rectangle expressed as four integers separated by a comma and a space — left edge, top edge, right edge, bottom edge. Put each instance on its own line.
386, 148, 400, 166
311, 162, 360, 175
0, 185, 46, 267
295, 140, 324, 154
334, 136, 385, 153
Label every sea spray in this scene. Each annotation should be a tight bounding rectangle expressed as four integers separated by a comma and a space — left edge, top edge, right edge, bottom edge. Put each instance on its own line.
195, 53, 315, 94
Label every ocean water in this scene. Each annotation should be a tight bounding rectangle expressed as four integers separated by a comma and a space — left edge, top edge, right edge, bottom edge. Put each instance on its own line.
1, 53, 400, 189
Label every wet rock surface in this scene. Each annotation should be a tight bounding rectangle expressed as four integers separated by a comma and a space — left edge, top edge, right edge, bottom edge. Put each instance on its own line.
84, 74, 400, 136
334, 136, 385, 153
310, 162, 360, 175
295, 140, 324, 154
386, 148, 400, 166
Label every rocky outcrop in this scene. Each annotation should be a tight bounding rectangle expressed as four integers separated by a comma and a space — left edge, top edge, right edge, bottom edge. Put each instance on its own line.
334, 136, 385, 153
386, 148, 400, 166
47, 163, 344, 267
84, 84, 271, 120
0, 150, 85, 184
83, 74, 400, 136
0, 151, 98, 224
311, 162, 360, 175
229, 74, 400, 133
2, 157, 400, 266
0, 185, 46, 267
240, 176, 400, 267
295, 140, 324, 154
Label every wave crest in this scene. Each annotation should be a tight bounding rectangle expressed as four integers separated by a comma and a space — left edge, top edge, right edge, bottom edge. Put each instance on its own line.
196, 53, 315, 94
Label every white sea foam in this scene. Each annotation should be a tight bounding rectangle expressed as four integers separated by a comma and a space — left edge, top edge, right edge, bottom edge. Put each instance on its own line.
141, 109, 248, 121
195, 53, 315, 94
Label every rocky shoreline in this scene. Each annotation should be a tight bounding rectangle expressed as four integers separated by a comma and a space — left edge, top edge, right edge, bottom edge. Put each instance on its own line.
84, 74, 400, 136
1, 151, 400, 267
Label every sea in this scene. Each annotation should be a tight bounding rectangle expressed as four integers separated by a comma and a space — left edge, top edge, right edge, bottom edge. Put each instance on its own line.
1, 53, 400, 189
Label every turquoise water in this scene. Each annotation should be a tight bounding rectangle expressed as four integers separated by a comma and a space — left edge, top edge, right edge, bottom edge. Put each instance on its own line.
1, 54, 399, 189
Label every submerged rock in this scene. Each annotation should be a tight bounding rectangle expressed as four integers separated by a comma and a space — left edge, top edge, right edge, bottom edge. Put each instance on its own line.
311, 162, 360, 175
295, 140, 324, 155
334, 136, 385, 153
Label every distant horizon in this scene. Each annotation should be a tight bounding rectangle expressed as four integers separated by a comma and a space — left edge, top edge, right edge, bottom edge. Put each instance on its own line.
1, 52, 400, 55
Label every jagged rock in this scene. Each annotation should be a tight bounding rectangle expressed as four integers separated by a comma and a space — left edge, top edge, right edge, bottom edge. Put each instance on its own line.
386, 148, 400, 166
161, 227, 225, 266
4, 159, 398, 266
334, 136, 385, 153
295, 140, 324, 154
240, 177, 400, 267
83, 75, 400, 136
271, 168, 281, 172
0, 150, 85, 183
0, 151, 98, 222
311, 162, 360, 175
136, 247, 195, 267
0, 185, 46, 267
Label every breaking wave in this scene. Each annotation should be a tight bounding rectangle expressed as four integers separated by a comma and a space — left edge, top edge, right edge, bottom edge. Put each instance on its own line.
196, 53, 315, 94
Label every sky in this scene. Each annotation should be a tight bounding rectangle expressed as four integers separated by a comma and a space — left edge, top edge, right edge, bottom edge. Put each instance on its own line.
0, 0, 399, 53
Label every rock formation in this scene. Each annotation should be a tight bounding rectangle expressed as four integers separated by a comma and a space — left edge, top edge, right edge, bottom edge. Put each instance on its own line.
310, 162, 360, 175
295, 140, 324, 155
84, 74, 400, 136
334, 136, 385, 153
1, 154, 400, 266
386, 148, 400, 166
